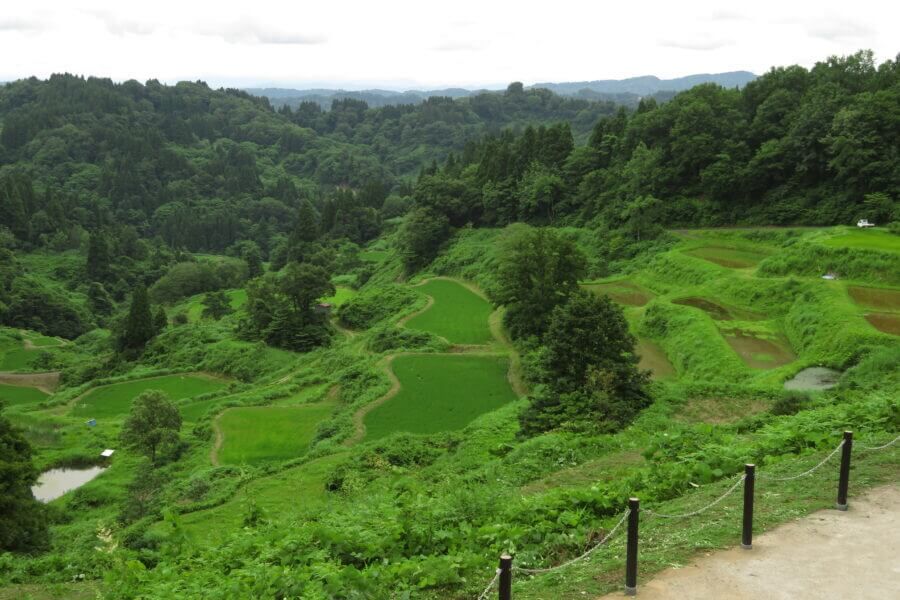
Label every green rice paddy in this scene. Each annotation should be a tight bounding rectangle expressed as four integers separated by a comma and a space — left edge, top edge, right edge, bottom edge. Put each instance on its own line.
684, 245, 771, 268
0, 347, 36, 371
72, 374, 227, 419
822, 229, 900, 252
364, 354, 517, 441
0, 382, 48, 407
217, 402, 337, 465
321, 285, 356, 307
404, 279, 493, 344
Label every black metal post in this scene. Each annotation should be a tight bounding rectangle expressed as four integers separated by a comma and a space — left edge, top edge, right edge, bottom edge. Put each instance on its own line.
836, 431, 853, 511
625, 497, 640, 596
498, 554, 512, 600
741, 464, 755, 549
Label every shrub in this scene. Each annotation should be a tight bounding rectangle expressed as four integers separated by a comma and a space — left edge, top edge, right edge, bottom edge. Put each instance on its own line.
770, 391, 811, 416
337, 285, 419, 329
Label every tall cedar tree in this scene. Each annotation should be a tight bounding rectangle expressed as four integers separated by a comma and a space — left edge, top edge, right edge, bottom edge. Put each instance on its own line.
120, 285, 155, 350
520, 290, 650, 436
153, 305, 168, 333
120, 390, 182, 465
288, 200, 319, 262
0, 406, 50, 552
86, 230, 112, 282
494, 225, 587, 339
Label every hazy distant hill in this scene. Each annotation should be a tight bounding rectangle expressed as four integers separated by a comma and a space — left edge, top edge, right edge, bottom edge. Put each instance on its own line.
247, 71, 756, 109
531, 71, 757, 96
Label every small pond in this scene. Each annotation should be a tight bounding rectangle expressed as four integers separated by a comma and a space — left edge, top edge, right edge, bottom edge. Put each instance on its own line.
31, 466, 107, 503
783, 367, 842, 391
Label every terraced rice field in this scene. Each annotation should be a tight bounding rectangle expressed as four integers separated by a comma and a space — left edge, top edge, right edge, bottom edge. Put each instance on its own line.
721, 328, 796, 369
364, 354, 516, 441
684, 245, 771, 268
0, 345, 37, 371
864, 313, 900, 336
672, 297, 763, 321
72, 374, 227, 419
217, 402, 336, 465
582, 280, 654, 306
404, 279, 493, 344
0, 382, 49, 407
636, 339, 675, 380
822, 230, 900, 252
847, 286, 900, 311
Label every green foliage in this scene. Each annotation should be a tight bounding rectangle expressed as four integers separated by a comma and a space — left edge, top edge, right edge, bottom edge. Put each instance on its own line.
200, 291, 232, 320
119, 285, 155, 351
520, 291, 650, 436
494, 225, 587, 338
0, 408, 49, 552
0, 275, 92, 338
241, 262, 334, 351
149, 260, 248, 304
366, 326, 446, 354
397, 206, 450, 272
336, 285, 419, 329
85, 231, 112, 283
120, 390, 183, 465
770, 391, 811, 416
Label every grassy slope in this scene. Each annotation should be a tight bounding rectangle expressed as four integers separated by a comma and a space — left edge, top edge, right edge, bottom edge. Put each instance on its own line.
364, 354, 517, 440
404, 279, 494, 344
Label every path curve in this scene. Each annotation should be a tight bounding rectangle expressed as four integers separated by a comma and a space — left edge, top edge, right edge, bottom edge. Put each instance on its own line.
344, 356, 402, 446
345, 276, 527, 445
599, 484, 900, 599
210, 411, 226, 466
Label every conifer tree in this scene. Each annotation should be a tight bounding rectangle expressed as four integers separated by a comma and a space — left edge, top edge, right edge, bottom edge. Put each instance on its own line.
153, 306, 168, 334
86, 230, 112, 282
120, 285, 155, 350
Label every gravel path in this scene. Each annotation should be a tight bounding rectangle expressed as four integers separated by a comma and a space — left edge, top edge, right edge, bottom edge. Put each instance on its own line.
601, 485, 900, 599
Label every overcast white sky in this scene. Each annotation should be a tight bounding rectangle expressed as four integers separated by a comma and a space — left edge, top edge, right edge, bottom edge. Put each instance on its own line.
1, 1, 896, 89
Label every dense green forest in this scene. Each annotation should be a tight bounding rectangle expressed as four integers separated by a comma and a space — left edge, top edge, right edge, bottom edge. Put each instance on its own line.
0, 50, 898, 599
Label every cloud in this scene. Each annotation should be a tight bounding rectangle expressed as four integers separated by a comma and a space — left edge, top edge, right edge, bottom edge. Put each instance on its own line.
83, 10, 157, 36
433, 40, 487, 52
709, 10, 749, 22
806, 19, 873, 41
659, 37, 732, 51
210, 19, 326, 45
0, 17, 42, 33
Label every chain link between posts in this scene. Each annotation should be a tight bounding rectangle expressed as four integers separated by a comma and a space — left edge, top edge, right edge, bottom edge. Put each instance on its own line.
856, 434, 900, 452
476, 568, 501, 600
474, 431, 899, 597
644, 474, 747, 519
756, 440, 845, 482
514, 509, 631, 575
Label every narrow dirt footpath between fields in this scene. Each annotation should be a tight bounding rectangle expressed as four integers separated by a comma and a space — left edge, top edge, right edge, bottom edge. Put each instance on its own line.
210, 411, 226, 466
600, 485, 900, 599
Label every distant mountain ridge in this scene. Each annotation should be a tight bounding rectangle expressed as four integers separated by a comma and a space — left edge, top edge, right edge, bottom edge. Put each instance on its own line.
246, 71, 757, 109
531, 71, 757, 96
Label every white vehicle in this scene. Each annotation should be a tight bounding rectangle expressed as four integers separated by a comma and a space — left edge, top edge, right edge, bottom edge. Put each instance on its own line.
857, 219, 875, 228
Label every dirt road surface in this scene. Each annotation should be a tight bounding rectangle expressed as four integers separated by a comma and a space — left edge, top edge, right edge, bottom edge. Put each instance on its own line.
601, 485, 899, 599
